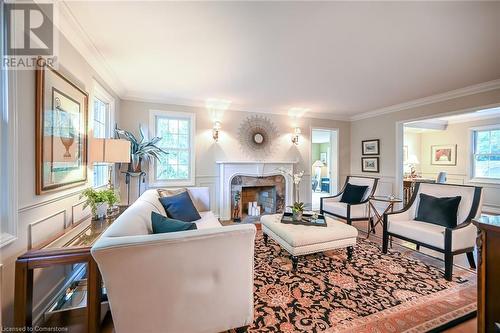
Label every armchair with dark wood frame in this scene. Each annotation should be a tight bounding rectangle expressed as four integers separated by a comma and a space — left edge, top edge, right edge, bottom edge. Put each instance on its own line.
382, 182, 482, 281
320, 176, 379, 230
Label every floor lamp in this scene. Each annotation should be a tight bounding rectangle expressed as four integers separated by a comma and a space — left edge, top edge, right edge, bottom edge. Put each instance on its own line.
312, 160, 325, 192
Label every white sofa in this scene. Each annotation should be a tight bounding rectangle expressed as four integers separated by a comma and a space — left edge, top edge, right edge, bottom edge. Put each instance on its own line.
91, 188, 256, 333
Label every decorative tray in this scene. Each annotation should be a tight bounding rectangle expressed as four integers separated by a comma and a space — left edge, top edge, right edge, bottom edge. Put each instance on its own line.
281, 212, 327, 227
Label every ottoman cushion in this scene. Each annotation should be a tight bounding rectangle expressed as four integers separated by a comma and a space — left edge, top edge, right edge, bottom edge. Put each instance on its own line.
260, 214, 358, 247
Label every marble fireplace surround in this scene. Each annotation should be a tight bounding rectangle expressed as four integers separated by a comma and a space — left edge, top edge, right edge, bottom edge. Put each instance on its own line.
217, 161, 296, 220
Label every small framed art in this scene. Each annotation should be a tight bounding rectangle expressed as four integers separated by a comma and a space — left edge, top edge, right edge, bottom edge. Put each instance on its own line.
431, 144, 457, 166
362, 157, 379, 173
362, 139, 380, 155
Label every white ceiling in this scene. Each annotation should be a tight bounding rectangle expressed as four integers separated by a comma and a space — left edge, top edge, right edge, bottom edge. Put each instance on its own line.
63, 1, 500, 119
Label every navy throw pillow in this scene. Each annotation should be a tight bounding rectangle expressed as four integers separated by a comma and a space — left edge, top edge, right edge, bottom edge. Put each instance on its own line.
151, 212, 197, 234
340, 183, 369, 204
158, 191, 201, 222
415, 193, 461, 228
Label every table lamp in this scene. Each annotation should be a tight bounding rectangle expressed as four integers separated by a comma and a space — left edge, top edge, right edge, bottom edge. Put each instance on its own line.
90, 138, 131, 188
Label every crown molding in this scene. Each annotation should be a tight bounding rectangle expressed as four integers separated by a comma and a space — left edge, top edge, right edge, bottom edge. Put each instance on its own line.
122, 93, 351, 122
56, 1, 126, 97
350, 79, 500, 122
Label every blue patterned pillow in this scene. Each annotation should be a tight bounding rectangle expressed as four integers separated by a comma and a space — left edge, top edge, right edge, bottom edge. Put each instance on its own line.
158, 191, 201, 222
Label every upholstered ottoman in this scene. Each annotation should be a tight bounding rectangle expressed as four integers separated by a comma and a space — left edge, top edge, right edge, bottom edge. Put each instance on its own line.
260, 214, 358, 270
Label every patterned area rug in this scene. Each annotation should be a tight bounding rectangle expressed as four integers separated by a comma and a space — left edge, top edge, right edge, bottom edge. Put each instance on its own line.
239, 233, 476, 333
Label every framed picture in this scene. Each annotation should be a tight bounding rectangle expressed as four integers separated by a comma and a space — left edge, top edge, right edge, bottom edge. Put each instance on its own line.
362, 157, 379, 173
431, 144, 457, 166
36, 58, 88, 194
403, 145, 408, 164
320, 152, 327, 164
362, 139, 380, 155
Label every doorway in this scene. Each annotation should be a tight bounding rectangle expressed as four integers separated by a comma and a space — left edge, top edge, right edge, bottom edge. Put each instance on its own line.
311, 128, 338, 210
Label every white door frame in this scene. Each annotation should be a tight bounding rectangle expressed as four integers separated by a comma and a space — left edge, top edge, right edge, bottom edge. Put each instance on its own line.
394, 103, 500, 200
310, 127, 339, 196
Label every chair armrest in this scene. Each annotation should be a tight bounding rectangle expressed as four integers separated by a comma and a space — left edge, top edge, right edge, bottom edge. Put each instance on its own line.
384, 209, 412, 222
91, 224, 256, 333
320, 192, 343, 202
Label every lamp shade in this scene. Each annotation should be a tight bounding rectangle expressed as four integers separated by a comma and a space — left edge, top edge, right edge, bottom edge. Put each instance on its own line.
90, 138, 130, 163
407, 155, 420, 165
312, 160, 325, 168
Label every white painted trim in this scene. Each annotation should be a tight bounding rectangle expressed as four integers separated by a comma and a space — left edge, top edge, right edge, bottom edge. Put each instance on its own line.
56, 1, 126, 96
310, 127, 340, 196
148, 109, 196, 187
351, 79, 500, 121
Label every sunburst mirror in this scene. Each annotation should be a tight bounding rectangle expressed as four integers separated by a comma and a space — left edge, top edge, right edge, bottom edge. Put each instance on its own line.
238, 115, 279, 158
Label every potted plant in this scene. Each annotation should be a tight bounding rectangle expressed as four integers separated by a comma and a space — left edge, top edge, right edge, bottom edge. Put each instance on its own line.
289, 202, 305, 221
81, 188, 120, 220
115, 125, 168, 173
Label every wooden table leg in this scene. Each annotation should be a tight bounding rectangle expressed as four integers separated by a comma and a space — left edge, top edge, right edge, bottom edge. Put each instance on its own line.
87, 258, 102, 333
14, 261, 33, 329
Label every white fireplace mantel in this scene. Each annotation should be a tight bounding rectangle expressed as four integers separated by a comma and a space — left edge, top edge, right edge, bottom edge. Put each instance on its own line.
217, 161, 297, 220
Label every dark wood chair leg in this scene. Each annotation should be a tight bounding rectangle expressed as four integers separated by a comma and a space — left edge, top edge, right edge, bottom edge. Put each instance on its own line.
370, 218, 376, 234
416, 244, 420, 251
263, 233, 268, 246
382, 215, 389, 254
466, 251, 476, 269
444, 252, 453, 281
291, 256, 298, 271
347, 246, 353, 261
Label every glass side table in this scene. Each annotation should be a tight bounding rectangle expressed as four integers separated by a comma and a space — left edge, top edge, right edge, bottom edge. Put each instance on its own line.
366, 196, 402, 239
14, 206, 127, 333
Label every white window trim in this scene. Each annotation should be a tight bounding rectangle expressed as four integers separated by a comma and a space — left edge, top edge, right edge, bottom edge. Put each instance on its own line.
148, 110, 196, 187
468, 125, 500, 185
91, 79, 116, 188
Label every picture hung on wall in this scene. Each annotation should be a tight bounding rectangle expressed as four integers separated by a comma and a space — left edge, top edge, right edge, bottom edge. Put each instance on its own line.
431, 144, 457, 166
320, 152, 328, 164
362, 157, 379, 173
362, 139, 380, 155
36, 58, 88, 194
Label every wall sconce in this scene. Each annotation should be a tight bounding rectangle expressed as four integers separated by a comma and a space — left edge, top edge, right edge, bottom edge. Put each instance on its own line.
213, 121, 221, 142
291, 127, 301, 145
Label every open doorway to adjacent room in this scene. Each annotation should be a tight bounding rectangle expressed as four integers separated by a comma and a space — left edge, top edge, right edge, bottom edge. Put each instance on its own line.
398, 106, 500, 209
311, 128, 339, 210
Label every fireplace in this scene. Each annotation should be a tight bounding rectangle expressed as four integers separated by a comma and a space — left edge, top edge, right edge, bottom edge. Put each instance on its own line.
217, 161, 295, 220
231, 175, 285, 223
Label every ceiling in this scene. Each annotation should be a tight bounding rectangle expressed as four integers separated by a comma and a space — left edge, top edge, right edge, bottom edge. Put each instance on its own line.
63, 1, 500, 119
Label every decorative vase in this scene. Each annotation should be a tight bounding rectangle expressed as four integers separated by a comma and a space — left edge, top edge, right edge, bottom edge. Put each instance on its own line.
292, 210, 303, 222
129, 154, 142, 172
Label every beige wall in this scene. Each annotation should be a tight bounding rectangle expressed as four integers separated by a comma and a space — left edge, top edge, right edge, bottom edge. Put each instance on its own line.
117, 100, 351, 214
0, 32, 120, 325
350, 88, 500, 212
403, 131, 422, 173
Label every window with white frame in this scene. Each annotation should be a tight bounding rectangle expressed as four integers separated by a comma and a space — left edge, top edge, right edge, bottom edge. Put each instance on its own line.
1, 0, 17, 247
92, 82, 115, 188
150, 110, 195, 186
472, 127, 500, 180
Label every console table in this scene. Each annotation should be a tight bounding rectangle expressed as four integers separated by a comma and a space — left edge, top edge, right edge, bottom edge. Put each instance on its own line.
473, 215, 500, 333
14, 206, 126, 332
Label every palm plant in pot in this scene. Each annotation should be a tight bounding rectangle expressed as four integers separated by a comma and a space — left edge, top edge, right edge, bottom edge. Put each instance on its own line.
115, 125, 168, 172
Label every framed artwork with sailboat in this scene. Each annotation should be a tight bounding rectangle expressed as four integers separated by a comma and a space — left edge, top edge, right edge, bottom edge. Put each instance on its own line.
36, 58, 88, 194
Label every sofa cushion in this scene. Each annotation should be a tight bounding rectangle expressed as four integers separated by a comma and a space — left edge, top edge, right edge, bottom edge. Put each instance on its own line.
340, 183, 368, 204
159, 191, 202, 222
157, 188, 187, 198
195, 211, 222, 229
415, 193, 461, 228
322, 201, 368, 219
151, 212, 197, 234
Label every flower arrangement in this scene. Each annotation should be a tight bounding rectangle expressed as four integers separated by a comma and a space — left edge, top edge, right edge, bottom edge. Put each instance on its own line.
81, 188, 120, 220
277, 167, 305, 220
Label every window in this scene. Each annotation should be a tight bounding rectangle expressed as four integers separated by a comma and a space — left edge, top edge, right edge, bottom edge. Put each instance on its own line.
149, 110, 195, 187
91, 81, 115, 188
472, 127, 500, 180
1, 0, 17, 247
